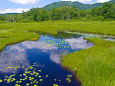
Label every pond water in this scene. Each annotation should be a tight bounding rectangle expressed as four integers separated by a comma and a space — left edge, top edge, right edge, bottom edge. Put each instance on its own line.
0, 35, 93, 86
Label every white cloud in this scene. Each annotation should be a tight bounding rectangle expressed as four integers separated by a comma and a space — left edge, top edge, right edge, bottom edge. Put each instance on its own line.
9, 0, 40, 5
0, 8, 29, 14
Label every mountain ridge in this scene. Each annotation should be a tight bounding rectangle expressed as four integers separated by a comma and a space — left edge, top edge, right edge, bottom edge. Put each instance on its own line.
44, 0, 115, 10
0, 0, 115, 14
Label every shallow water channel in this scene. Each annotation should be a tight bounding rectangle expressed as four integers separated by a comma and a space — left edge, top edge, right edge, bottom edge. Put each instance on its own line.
0, 35, 93, 86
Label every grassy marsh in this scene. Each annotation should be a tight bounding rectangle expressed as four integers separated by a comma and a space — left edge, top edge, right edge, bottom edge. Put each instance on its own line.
0, 21, 115, 86
0, 21, 115, 51
0, 21, 115, 35
62, 38, 115, 86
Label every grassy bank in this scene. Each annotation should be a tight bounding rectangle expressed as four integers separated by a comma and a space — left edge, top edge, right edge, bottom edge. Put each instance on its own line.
0, 30, 40, 51
62, 38, 115, 86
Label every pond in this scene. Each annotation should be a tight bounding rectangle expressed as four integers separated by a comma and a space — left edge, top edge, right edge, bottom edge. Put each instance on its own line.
0, 35, 93, 86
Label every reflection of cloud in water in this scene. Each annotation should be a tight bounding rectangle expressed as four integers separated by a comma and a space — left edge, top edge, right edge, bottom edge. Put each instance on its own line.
0, 50, 30, 73
0, 36, 93, 73
64, 37, 93, 49
0, 40, 58, 73
50, 52, 61, 64
21, 41, 58, 52
9, 46, 25, 52
50, 50, 69, 64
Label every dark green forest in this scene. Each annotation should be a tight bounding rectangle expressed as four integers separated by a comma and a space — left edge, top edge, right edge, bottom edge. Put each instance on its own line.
0, 2, 115, 22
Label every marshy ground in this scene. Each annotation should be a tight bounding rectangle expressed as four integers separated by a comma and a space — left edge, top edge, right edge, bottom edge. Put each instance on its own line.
0, 21, 115, 86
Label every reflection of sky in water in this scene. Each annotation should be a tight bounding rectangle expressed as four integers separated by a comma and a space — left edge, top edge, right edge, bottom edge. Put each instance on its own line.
0, 35, 93, 73
65, 37, 93, 50
0, 35, 93, 86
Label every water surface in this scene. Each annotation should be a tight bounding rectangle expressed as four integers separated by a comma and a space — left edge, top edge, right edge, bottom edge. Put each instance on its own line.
0, 35, 93, 86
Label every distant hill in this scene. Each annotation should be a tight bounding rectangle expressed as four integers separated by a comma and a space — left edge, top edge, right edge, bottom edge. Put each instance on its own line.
44, 1, 101, 10
0, 13, 20, 15
110, 0, 115, 2
110, 0, 115, 3
44, 0, 115, 10
0, 0, 115, 15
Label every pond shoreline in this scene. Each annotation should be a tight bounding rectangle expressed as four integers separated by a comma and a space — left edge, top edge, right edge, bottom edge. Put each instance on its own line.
60, 37, 94, 86
0, 36, 39, 52
58, 30, 115, 39
61, 63, 82, 85
0, 31, 114, 86
0, 35, 89, 86
61, 37, 115, 86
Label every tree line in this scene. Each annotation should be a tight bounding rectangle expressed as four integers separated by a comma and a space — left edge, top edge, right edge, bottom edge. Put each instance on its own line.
0, 2, 115, 22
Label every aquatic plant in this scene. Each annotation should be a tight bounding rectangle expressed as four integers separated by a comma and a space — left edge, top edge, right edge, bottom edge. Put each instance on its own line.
0, 62, 73, 86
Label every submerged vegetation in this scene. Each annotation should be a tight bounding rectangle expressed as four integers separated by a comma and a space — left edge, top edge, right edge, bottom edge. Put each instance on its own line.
62, 38, 115, 86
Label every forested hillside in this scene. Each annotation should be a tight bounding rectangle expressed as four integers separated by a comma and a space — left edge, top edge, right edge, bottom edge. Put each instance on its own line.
44, 1, 102, 10
44, 0, 115, 10
0, 2, 115, 22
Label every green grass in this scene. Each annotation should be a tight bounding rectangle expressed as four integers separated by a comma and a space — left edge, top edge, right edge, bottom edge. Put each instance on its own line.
0, 21, 115, 35
0, 21, 115, 86
0, 21, 114, 51
62, 38, 115, 86
0, 30, 40, 51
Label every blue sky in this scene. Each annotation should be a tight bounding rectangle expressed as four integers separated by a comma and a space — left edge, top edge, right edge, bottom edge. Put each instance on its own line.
0, 0, 111, 14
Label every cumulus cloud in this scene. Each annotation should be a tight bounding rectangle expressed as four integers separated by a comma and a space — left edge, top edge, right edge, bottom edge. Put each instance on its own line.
9, 0, 40, 5
0, 8, 29, 14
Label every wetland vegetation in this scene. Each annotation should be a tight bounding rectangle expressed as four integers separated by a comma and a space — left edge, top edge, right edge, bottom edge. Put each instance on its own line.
0, 1, 115, 86
62, 37, 115, 86
0, 21, 115, 86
